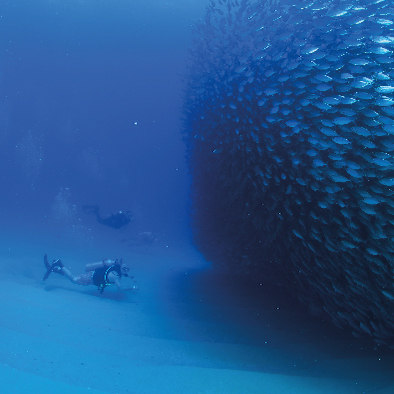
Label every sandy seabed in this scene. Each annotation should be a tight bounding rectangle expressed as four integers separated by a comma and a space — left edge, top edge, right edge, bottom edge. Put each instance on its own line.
0, 238, 393, 394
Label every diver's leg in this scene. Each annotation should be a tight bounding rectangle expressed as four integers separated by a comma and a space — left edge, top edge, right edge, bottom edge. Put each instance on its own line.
56, 266, 77, 283
48, 259, 78, 283
54, 263, 96, 286
84, 205, 101, 220
72, 272, 94, 286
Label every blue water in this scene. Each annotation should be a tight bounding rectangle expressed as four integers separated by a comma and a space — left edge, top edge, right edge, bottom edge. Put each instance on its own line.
1, 1, 394, 393
0, 0, 206, 243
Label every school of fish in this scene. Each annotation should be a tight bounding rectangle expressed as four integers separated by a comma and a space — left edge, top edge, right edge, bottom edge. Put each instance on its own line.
183, 0, 394, 347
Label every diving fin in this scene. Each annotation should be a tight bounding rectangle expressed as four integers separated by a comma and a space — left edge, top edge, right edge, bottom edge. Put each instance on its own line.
43, 255, 64, 281
43, 254, 52, 281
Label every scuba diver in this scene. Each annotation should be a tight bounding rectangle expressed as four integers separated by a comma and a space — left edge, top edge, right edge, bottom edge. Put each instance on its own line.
82, 205, 133, 230
43, 254, 138, 293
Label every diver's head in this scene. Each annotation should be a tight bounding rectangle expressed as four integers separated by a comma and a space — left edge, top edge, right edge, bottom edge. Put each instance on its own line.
120, 263, 130, 277
113, 258, 130, 276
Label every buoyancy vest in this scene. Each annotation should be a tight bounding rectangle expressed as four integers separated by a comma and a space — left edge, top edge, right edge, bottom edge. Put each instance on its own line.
93, 263, 122, 293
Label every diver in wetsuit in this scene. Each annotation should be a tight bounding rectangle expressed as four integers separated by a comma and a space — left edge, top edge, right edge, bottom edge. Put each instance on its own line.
43, 254, 138, 293
82, 205, 133, 230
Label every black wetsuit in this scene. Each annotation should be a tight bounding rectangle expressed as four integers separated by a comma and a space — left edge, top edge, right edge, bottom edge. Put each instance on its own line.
82, 205, 133, 230
93, 264, 122, 293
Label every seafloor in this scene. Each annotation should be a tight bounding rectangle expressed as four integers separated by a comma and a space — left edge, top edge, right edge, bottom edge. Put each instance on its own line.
1, 225, 393, 394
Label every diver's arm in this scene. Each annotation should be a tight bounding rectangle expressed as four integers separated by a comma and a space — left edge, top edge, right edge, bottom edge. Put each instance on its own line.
112, 274, 122, 289
107, 272, 137, 291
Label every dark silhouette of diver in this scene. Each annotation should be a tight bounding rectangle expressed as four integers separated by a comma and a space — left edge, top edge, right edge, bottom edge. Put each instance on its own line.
82, 205, 133, 230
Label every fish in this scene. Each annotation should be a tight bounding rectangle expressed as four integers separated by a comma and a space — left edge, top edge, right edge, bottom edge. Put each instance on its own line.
376, 86, 394, 94
333, 137, 351, 145
333, 117, 352, 125
184, 0, 394, 346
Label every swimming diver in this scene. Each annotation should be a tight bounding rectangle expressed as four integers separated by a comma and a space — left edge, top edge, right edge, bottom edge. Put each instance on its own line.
82, 205, 133, 230
43, 254, 138, 293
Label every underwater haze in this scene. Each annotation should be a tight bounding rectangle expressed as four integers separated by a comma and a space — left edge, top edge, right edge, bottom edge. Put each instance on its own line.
1, 0, 394, 393
0, 0, 204, 248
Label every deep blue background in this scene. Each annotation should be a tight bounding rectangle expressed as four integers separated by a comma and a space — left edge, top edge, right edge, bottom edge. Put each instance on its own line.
0, 0, 207, 252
